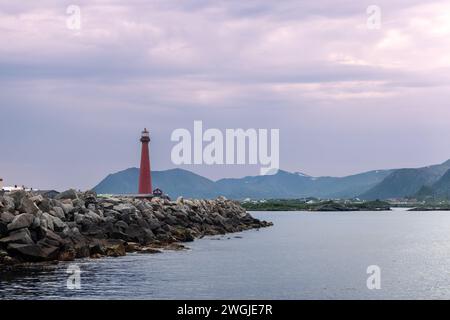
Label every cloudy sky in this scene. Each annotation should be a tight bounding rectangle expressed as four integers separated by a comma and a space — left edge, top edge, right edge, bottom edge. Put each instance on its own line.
1, 0, 450, 190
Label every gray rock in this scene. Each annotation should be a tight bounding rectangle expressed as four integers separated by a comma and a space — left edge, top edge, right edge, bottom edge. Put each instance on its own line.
0, 228, 34, 245
113, 203, 136, 215
41, 212, 55, 231
60, 203, 74, 215
0, 212, 15, 224
29, 195, 44, 204
55, 189, 78, 200
7, 213, 35, 231
51, 216, 66, 232
85, 210, 102, 223
37, 229, 64, 247
8, 190, 27, 209
7, 243, 59, 261
1, 196, 15, 213
0, 222, 8, 237
38, 198, 52, 212
50, 207, 65, 219
115, 220, 128, 231
101, 202, 115, 209
74, 213, 84, 225
32, 217, 41, 229
18, 198, 39, 215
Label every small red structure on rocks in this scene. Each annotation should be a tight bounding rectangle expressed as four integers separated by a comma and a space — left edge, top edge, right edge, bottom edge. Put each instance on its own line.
138, 128, 152, 194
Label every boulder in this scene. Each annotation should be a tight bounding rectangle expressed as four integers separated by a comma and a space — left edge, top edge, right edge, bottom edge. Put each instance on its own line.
7, 243, 59, 262
104, 241, 126, 257
38, 198, 52, 212
58, 246, 76, 261
55, 189, 78, 200
0, 222, 8, 237
29, 195, 44, 204
125, 224, 155, 244
37, 229, 64, 247
0, 212, 15, 224
138, 247, 162, 254
115, 220, 128, 231
50, 207, 65, 219
113, 203, 136, 215
7, 213, 35, 231
40, 212, 55, 231
60, 203, 74, 215
1, 196, 15, 213
52, 216, 66, 232
18, 198, 39, 215
8, 190, 27, 209
0, 228, 34, 245
85, 210, 102, 223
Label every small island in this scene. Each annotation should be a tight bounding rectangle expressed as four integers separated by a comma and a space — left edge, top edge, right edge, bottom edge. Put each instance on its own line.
241, 199, 392, 211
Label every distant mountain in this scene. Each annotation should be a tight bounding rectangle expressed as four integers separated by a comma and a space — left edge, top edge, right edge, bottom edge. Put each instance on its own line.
93, 168, 217, 198
93, 159, 450, 200
360, 160, 450, 200
214, 169, 392, 199
416, 169, 450, 200
93, 167, 392, 200
431, 169, 450, 198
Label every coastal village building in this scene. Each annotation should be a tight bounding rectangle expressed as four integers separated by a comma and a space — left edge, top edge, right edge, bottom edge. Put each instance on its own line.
0, 178, 36, 193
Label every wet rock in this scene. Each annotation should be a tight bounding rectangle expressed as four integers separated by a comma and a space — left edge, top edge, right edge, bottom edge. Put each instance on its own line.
138, 247, 162, 254
165, 243, 189, 251
58, 247, 76, 261
7, 243, 59, 262
105, 242, 126, 257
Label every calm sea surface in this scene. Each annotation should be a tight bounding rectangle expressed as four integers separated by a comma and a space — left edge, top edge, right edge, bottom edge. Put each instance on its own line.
2, 209, 450, 299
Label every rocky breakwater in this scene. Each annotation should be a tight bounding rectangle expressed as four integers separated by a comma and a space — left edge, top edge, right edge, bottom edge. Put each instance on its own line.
0, 190, 272, 264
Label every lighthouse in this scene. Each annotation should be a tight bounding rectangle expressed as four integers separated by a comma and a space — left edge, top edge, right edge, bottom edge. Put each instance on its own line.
138, 128, 152, 194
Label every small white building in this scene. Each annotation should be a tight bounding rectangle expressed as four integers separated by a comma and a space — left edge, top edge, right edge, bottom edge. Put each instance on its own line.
1, 183, 34, 192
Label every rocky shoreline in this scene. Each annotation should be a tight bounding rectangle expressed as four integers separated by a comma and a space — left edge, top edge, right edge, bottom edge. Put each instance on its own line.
0, 190, 272, 265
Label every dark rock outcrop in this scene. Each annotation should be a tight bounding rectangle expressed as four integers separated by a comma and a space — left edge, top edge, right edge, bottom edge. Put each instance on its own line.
0, 190, 272, 264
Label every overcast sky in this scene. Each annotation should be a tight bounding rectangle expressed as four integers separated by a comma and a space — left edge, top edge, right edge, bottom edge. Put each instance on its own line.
1, 0, 450, 190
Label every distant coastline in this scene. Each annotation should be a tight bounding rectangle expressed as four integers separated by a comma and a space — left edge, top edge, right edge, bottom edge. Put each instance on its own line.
241, 199, 392, 212
242, 199, 450, 212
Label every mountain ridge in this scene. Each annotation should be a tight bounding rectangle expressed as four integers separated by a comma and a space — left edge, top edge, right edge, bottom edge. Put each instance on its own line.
93, 159, 450, 200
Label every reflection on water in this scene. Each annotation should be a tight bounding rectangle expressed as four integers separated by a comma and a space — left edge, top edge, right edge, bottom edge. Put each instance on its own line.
2, 210, 450, 299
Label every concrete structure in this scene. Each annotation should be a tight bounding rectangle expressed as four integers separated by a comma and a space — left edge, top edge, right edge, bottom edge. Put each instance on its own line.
2, 185, 33, 192
138, 128, 153, 194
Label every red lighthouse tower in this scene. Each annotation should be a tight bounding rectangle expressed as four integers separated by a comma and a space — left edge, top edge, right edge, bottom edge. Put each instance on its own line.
138, 128, 152, 194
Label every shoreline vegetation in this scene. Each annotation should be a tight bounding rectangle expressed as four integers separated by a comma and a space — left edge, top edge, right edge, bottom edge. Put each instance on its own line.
0, 190, 272, 266
241, 199, 450, 212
